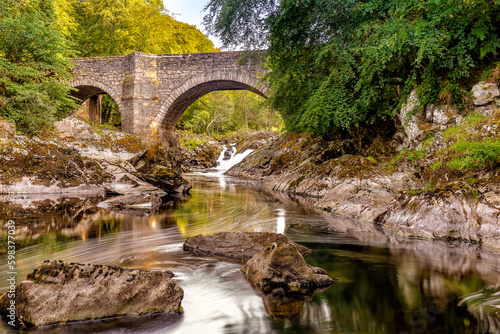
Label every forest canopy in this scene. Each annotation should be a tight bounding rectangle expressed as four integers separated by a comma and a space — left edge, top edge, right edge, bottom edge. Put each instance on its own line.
54, 0, 216, 57
204, 0, 500, 136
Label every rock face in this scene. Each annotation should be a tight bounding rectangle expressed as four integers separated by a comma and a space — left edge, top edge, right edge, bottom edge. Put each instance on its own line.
315, 177, 397, 222
181, 139, 224, 168
398, 90, 426, 147
0, 260, 183, 328
241, 243, 333, 288
380, 188, 500, 249
0, 118, 16, 141
0, 116, 190, 196
183, 232, 313, 258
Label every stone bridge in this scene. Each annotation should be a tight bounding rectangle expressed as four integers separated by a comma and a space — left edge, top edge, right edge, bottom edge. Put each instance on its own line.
70, 51, 269, 143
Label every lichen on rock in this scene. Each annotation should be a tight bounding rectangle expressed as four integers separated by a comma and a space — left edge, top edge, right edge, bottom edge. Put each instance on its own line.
241, 243, 333, 288
0, 260, 184, 328
183, 231, 312, 258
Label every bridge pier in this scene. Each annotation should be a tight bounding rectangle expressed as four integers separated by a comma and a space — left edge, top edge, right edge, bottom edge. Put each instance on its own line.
121, 52, 162, 142
88, 95, 102, 125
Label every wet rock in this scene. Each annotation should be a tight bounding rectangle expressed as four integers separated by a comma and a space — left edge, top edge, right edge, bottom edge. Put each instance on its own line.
241, 243, 333, 288
183, 231, 312, 258
97, 191, 163, 213
0, 260, 183, 328
134, 165, 191, 194
223, 145, 235, 160
315, 178, 396, 222
472, 82, 500, 106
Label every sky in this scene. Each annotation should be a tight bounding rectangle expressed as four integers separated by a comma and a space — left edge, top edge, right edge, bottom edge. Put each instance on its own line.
162, 0, 224, 49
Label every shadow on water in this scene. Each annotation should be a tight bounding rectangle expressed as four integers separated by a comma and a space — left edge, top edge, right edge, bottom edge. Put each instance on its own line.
1, 174, 500, 333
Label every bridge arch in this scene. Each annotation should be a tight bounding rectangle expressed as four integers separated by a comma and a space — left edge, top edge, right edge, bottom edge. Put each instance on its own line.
155, 72, 269, 134
70, 79, 124, 113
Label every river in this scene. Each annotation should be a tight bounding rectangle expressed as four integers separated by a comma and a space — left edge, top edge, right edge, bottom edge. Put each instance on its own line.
1, 166, 500, 333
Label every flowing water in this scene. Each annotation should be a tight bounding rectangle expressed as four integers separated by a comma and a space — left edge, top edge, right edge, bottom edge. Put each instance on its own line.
1, 150, 500, 333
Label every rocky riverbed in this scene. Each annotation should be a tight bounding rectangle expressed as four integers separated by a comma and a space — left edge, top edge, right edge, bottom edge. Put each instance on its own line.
225, 81, 500, 249
0, 116, 190, 215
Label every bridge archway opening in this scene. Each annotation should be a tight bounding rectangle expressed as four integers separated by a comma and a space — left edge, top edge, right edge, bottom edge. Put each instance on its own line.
161, 80, 279, 137
71, 85, 122, 129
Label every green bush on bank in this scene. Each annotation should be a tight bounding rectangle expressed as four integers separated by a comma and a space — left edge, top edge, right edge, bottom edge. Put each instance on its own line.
205, 0, 500, 137
0, 0, 78, 136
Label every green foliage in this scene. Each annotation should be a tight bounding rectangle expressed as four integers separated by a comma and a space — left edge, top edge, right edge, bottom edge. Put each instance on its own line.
183, 137, 204, 150
448, 138, 500, 170
406, 149, 426, 163
177, 90, 282, 135
101, 94, 121, 127
56, 0, 216, 57
205, 0, 500, 136
0, 0, 78, 136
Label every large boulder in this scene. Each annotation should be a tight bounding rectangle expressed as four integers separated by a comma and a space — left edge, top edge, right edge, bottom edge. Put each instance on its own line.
241, 243, 333, 288
134, 165, 191, 194
183, 232, 312, 258
54, 117, 148, 165
0, 260, 183, 328
472, 81, 500, 106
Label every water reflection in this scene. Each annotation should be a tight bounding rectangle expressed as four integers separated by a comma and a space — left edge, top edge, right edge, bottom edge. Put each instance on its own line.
250, 284, 329, 320
0, 174, 500, 333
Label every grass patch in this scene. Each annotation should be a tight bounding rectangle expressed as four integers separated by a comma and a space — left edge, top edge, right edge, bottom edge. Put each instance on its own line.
448, 138, 500, 170
182, 138, 204, 150
430, 161, 443, 170
407, 149, 425, 163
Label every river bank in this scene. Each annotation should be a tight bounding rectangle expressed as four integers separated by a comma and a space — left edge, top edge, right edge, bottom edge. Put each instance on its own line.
220, 82, 500, 249
0, 116, 190, 216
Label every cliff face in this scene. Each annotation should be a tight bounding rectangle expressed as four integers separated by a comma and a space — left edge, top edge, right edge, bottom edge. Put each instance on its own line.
226, 82, 500, 249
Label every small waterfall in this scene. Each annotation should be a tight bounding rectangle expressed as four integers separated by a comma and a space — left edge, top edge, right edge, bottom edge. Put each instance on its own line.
214, 144, 254, 174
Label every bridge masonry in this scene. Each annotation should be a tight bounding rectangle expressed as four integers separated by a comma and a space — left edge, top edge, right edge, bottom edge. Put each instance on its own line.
70, 51, 269, 144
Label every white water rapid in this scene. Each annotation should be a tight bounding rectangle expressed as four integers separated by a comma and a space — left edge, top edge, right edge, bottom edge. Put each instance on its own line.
213, 144, 254, 175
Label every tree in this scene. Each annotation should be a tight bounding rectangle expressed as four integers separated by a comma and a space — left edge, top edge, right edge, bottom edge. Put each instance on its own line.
0, 0, 78, 135
55, 0, 217, 57
204, 0, 500, 136
177, 90, 282, 135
